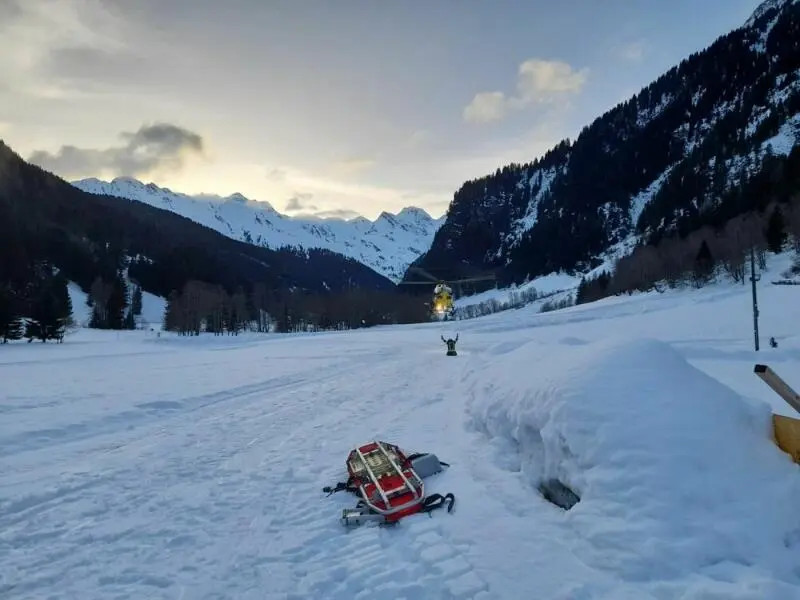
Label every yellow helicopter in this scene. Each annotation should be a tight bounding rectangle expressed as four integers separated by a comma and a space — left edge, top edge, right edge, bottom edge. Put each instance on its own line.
400, 266, 496, 320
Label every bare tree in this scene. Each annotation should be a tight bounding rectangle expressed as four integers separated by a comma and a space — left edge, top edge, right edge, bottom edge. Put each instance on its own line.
251, 282, 271, 332
716, 215, 748, 283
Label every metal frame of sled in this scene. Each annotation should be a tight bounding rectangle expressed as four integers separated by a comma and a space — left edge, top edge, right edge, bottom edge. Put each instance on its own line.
347, 441, 425, 520
325, 440, 455, 526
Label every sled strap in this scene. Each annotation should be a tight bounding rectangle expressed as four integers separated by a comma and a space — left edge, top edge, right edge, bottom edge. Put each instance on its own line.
323, 475, 359, 496
421, 493, 455, 514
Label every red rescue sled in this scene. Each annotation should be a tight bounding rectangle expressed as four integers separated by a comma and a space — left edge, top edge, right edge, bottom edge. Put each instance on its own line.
323, 440, 455, 526
347, 440, 426, 522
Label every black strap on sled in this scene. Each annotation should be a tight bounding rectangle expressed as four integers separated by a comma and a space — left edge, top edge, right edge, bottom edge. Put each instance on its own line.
322, 475, 360, 496
421, 492, 455, 515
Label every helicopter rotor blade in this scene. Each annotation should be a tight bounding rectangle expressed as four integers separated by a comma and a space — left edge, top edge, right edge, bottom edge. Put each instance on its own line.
448, 274, 497, 284
408, 265, 439, 283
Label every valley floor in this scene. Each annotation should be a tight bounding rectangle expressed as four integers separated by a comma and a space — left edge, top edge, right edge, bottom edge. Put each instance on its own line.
2, 257, 800, 599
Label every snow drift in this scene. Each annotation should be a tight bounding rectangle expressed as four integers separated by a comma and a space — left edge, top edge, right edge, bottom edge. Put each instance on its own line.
465, 336, 800, 597
3, 256, 800, 599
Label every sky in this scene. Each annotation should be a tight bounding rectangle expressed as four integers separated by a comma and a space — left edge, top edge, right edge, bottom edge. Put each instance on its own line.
1, 0, 766, 220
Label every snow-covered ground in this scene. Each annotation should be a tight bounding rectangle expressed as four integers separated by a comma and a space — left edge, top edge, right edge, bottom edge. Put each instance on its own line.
3, 255, 800, 599
453, 239, 640, 312
454, 271, 575, 305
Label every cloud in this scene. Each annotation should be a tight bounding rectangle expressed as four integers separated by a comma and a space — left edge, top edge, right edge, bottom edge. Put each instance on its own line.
285, 192, 317, 212
266, 167, 287, 181
308, 208, 361, 220
0, 0, 23, 21
0, 0, 132, 100
259, 162, 449, 220
463, 58, 588, 124
329, 157, 375, 176
28, 122, 206, 179
613, 40, 647, 63
463, 92, 507, 124
405, 129, 431, 149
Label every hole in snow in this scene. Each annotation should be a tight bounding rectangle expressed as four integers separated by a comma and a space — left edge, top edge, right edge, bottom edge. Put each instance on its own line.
538, 478, 581, 510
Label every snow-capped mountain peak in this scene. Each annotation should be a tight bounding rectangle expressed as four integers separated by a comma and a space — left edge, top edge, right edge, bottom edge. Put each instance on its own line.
71, 177, 444, 282
745, 0, 798, 27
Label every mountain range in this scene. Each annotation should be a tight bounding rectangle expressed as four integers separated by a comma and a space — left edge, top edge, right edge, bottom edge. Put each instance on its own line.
411, 0, 800, 288
0, 140, 402, 328
4, 0, 800, 339
71, 177, 445, 284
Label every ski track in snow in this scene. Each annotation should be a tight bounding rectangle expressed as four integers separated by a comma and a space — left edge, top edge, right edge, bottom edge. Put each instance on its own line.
1, 339, 493, 600
2, 255, 800, 599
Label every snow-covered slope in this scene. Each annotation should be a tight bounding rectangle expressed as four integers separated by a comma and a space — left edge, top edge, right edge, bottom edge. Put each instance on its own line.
3, 253, 800, 599
417, 0, 800, 287
67, 280, 166, 331
71, 176, 445, 283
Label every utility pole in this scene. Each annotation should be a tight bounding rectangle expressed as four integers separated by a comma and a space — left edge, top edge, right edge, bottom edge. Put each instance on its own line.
750, 246, 760, 351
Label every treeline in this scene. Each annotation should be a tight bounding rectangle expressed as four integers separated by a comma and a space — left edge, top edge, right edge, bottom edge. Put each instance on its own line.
163, 280, 431, 335
452, 284, 579, 320
86, 272, 144, 330
451, 285, 544, 320
414, 0, 800, 286
0, 138, 405, 341
0, 140, 395, 341
0, 261, 74, 343
576, 199, 800, 304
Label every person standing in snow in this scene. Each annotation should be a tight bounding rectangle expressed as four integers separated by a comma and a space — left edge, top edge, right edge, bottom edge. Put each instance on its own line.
441, 334, 458, 356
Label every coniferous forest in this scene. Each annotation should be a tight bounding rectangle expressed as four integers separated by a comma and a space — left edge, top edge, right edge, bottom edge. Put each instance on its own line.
0, 141, 429, 339
4, 1, 800, 339
411, 0, 800, 289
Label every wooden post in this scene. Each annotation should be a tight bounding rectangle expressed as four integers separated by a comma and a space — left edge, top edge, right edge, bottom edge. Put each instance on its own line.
754, 364, 800, 463
754, 364, 800, 413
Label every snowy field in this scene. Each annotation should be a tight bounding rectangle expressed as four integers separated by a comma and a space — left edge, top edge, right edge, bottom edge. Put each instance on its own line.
3, 257, 800, 599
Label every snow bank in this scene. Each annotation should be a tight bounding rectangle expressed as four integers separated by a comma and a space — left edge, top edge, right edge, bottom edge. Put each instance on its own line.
465, 336, 800, 596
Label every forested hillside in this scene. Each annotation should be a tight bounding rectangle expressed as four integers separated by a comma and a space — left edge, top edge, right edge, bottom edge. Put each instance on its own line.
409, 0, 800, 292
0, 142, 428, 340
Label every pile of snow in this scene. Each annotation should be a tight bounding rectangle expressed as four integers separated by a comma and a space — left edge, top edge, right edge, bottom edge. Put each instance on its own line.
3, 249, 800, 599
464, 335, 800, 597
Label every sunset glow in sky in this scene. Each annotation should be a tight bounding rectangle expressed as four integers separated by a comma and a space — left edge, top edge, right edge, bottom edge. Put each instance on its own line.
1, 0, 763, 219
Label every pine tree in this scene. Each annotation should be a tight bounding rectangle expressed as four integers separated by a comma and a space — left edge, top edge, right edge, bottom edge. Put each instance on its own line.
105, 271, 129, 329
280, 304, 291, 333
52, 274, 73, 342
692, 239, 715, 287
765, 206, 788, 253
123, 309, 136, 330
89, 276, 112, 328
131, 284, 143, 316
163, 290, 180, 332
25, 269, 72, 342
230, 287, 247, 334
0, 284, 23, 343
